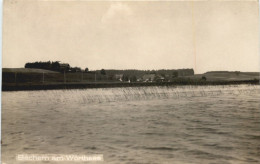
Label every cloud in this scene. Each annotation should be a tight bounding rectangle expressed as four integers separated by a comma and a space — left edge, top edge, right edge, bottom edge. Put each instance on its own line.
101, 3, 133, 23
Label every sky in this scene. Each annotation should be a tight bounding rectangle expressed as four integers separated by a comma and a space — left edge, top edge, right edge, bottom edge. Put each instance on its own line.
3, 0, 260, 74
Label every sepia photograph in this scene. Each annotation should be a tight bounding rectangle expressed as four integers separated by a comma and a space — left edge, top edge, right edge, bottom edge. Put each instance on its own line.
1, 0, 260, 163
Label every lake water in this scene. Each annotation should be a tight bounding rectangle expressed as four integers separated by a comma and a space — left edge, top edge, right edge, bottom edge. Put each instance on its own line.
2, 85, 260, 164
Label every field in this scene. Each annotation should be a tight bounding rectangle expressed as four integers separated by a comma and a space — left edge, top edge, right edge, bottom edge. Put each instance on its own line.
186, 71, 259, 81
2, 68, 59, 73
2, 68, 101, 83
2, 68, 260, 91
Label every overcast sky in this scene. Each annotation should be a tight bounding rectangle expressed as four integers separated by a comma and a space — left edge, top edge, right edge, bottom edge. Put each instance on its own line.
3, 0, 259, 74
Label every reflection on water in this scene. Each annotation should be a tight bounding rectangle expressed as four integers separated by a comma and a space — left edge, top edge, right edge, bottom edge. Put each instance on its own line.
2, 85, 260, 163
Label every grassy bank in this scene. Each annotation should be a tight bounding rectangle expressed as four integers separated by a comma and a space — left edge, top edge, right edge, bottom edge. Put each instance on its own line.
2, 68, 259, 91
2, 80, 259, 91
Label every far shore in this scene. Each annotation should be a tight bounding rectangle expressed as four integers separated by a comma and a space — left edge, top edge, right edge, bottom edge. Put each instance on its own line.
2, 68, 259, 91
2, 80, 259, 91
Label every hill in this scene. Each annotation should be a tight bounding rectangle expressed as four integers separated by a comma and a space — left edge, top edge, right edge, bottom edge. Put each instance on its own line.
2, 68, 59, 73
186, 71, 259, 81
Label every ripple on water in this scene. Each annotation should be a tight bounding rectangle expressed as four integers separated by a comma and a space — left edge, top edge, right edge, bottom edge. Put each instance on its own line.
1, 85, 260, 164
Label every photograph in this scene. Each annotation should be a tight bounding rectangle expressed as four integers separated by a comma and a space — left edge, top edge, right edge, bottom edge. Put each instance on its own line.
1, 0, 260, 163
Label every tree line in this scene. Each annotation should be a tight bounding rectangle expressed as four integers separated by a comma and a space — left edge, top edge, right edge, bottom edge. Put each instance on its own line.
25, 61, 89, 73
25, 61, 61, 71
24, 61, 194, 81
105, 69, 194, 78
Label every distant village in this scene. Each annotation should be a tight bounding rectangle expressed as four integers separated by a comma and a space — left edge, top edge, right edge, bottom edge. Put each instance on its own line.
24, 61, 195, 82
2, 61, 258, 91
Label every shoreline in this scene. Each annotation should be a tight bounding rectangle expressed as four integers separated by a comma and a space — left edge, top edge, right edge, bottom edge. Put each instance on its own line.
2, 80, 259, 91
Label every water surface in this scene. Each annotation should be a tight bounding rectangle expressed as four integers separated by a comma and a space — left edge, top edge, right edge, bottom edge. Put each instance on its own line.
2, 85, 260, 163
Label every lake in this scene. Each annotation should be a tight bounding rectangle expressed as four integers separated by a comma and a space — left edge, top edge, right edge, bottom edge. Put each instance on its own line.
2, 85, 260, 164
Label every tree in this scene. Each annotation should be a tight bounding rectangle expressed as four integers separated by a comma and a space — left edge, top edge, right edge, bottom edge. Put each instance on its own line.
172, 71, 178, 78
122, 74, 129, 81
130, 75, 137, 82
161, 73, 165, 78
25, 63, 31, 68
70, 67, 81, 72
150, 70, 156, 74
100, 69, 106, 75
52, 61, 60, 71
85, 68, 89, 72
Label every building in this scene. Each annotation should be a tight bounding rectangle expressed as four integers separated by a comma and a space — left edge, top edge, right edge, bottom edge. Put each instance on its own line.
69, 67, 82, 72
114, 74, 123, 81
143, 74, 156, 82
59, 63, 70, 72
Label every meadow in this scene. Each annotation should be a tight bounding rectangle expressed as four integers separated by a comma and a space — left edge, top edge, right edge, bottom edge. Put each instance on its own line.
2, 68, 259, 91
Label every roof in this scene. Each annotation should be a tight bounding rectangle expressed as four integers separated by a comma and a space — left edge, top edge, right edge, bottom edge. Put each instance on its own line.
60, 63, 70, 67
143, 74, 156, 79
